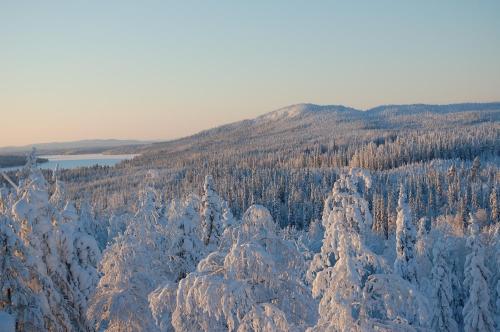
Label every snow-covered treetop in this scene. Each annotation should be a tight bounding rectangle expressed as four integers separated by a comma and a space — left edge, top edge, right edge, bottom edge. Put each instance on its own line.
394, 184, 418, 284
203, 174, 215, 193
173, 204, 317, 331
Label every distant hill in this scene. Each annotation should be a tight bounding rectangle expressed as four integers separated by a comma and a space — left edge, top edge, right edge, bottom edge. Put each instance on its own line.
51, 101, 500, 229
126, 102, 500, 158
0, 139, 152, 155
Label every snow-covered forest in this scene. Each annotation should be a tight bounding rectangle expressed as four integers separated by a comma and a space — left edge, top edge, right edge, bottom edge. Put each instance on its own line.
0, 103, 499, 331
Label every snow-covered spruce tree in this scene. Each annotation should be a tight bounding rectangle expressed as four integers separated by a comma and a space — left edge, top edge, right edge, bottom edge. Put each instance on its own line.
236, 303, 294, 332
222, 200, 236, 229
88, 181, 214, 332
172, 205, 317, 332
48, 170, 101, 322
462, 213, 495, 332
307, 168, 376, 283
166, 194, 205, 280
496, 280, 500, 331
48, 166, 67, 210
12, 153, 55, 275
309, 212, 388, 331
303, 218, 324, 255
0, 213, 47, 331
78, 196, 108, 250
0, 187, 8, 214
309, 169, 431, 331
148, 188, 236, 332
200, 175, 223, 249
394, 185, 418, 284
87, 185, 175, 332
358, 273, 431, 331
6, 150, 101, 331
490, 187, 498, 224
492, 224, 500, 329
307, 169, 389, 331
11, 153, 85, 330
431, 239, 459, 331
106, 211, 131, 243
56, 202, 101, 317
146, 194, 208, 332
415, 217, 433, 295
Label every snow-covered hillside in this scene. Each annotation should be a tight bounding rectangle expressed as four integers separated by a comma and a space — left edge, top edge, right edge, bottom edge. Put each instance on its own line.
40, 102, 499, 228
0, 152, 498, 331
0, 102, 499, 331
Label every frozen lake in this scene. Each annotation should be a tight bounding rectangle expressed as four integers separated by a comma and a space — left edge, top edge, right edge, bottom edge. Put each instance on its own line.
0, 153, 137, 172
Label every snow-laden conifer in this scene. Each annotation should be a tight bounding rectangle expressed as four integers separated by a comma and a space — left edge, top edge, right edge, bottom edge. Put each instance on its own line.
462, 214, 495, 332
394, 185, 418, 284
431, 239, 459, 331
172, 205, 317, 332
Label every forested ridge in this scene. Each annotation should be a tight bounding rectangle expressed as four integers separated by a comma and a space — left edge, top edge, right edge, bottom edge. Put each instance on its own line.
0, 102, 498, 331
23, 103, 498, 228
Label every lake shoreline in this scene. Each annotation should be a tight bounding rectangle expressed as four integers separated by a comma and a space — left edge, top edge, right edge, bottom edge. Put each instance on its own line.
0, 155, 49, 168
0, 153, 137, 172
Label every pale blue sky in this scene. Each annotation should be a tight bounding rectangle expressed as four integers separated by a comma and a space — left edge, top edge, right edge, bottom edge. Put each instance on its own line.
1, 1, 499, 145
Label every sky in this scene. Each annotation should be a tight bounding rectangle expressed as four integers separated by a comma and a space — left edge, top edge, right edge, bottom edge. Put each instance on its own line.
1, 1, 500, 146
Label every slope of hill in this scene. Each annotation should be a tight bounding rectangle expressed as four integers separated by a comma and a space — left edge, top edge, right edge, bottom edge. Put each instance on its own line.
30, 102, 498, 228
128, 102, 499, 162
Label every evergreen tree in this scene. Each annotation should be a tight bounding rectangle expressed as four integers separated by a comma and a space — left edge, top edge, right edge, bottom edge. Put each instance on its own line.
394, 185, 418, 284
462, 214, 495, 332
490, 187, 498, 224
200, 175, 223, 248
172, 205, 317, 332
470, 156, 481, 181
0, 214, 47, 331
431, 239, 458, 331
8, 151, 100, 331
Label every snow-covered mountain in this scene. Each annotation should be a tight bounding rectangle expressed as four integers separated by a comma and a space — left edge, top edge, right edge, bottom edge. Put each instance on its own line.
130, 102, 499, 157
255, 103, 359, 122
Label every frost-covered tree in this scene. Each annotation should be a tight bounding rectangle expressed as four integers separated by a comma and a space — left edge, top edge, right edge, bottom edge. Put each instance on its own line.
309, 169, 432, 331
12, 162, 68, 330
73, 193, 109, 250
148, 281, 178, 332
310, 214, 387, 331
88, 182, 214, 332
308, 170, 389, 331
2, 150, 101, 331
0, 214, 48, 331
236, 303, 292, 332
394, 185, 418, 284
222, 200, 236, 229
107, 211, 131, 243
307, 169, 375, 283
470, 156, 481, 181
48, 172, 102, 319
431, 239, 458, 331
200, 175, 223, 248
166, 194, 205, 281
49, 166, 67, 210
490, 187, 498, 224
57, 208, 101, 311
12, 156, 55, 273
358, 273, 431, 331
462, 214, 495, 332
172, 205, 317, 332
87, 185, 174, 332
492, 224, 500, 329
415, 217, 433, 294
